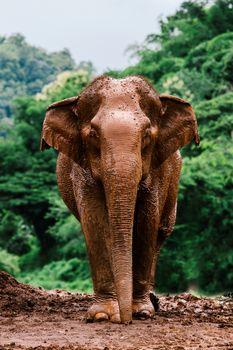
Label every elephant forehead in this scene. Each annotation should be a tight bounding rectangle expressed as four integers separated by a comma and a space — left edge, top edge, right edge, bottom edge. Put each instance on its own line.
102, 111, 139, 128
101, 81, 138, 105
77, 75, 161, 123
92, 109, 150, 133
98, 79, 161, 120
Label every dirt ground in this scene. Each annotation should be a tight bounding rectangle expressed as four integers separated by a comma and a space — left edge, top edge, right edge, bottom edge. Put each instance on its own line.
0, 271, 233, 350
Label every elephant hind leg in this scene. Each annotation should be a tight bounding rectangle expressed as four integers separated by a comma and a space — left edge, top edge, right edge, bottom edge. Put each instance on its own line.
149, 190, 178, 291
132, 198, 159, 319
149, 225, 174, 292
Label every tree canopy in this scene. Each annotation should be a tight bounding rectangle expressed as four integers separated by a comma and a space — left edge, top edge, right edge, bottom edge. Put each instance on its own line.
0, 33, 76, 119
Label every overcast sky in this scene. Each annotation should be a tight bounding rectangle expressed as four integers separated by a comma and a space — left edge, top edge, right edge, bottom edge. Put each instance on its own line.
0, 0, 184, 73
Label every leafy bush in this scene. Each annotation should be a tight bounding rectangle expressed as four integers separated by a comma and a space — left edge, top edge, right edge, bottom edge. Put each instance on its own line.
19, 259, 92, 292
0, 249, 20, 275
0, 210, 35, 255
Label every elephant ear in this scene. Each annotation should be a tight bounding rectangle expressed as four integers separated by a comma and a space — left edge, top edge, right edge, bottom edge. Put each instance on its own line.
40, 96, 82, 164
154, 94, 199, 166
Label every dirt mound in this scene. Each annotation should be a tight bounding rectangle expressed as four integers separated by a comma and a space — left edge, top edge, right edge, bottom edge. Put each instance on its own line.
0, 271, 233, 350
0, 271, 91, 318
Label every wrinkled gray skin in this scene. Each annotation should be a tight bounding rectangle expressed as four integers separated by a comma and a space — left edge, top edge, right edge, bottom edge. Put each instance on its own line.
41, 75, 199, 324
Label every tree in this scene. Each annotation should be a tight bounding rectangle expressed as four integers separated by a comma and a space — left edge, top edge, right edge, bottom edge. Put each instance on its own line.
0, 34, 76, 119
0, 69, 92, 267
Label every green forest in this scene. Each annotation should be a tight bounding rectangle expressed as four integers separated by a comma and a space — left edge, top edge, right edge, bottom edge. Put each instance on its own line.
0, 0, 232, 295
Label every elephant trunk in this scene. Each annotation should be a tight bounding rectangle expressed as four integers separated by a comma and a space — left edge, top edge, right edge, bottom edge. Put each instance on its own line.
103, 154, 141, 324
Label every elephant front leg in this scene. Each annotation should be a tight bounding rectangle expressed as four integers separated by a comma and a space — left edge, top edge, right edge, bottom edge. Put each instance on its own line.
78, 187, 120, 323
85, 224, 120, 323
133, 173, 179, 318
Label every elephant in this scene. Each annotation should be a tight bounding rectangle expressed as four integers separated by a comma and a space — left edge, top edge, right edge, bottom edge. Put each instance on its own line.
41, 75, 199, 324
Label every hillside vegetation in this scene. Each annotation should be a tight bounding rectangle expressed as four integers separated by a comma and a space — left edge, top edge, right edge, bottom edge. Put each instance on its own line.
0, 0, 232, 294
0, 33, 77, 119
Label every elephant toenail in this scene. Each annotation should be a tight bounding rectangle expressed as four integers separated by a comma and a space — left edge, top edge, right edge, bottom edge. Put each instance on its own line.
134, 310, 151, 319
94, 312, 109, 322
110, 313, 121, 323
140, 310, 151, 318
86, 315, 94, 323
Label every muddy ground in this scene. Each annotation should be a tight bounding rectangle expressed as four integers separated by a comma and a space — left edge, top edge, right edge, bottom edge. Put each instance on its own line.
0, 271, 232, 350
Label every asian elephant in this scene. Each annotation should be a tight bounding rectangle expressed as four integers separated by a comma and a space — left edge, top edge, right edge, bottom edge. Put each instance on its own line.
41, 75, 199, 324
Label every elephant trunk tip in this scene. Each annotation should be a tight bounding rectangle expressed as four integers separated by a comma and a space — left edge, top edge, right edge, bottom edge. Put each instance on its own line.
123, 320, 133, 325
118, 299, 133, 324
120, 312, 133, 325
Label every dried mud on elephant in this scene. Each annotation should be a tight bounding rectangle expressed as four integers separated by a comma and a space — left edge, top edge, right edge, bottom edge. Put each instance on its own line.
40, 75, 199, 324
0, 272, 233, 350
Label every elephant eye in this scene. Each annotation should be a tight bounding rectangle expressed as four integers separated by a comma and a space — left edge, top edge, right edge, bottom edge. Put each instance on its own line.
89, 128, 99, 138
142, 128, 152, 149
88, 128, 100, 151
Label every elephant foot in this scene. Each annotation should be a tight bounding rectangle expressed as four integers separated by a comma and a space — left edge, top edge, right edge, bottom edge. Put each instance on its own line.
86, 298, 120, 323
132, 294, 157, 319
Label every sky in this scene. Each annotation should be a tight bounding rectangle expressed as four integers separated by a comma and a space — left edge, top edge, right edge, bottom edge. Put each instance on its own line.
0, 0, 184, 73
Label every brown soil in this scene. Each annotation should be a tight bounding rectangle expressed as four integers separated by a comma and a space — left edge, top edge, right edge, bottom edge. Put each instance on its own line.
0, 271, 232, 350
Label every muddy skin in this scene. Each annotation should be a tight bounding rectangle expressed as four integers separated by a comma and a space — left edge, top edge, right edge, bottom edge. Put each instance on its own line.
41, 75, 199, 324
1, 272, 233, 350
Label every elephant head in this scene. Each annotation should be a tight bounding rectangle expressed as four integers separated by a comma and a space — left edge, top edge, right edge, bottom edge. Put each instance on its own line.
41, 75, 199, 323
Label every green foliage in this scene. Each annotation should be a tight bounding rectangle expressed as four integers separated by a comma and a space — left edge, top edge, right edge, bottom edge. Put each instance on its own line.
46, 194, 87, 260
0, 66, 93, 291
0, 33, 76, 119
18, 259, 92, 292
0, 210, 35, 255
19, 237, 41, 271
36, 70, 91, 102
0, 249, 20, 275
107, 1, 233, 104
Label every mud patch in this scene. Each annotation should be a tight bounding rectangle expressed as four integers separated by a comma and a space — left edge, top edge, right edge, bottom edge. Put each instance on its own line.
0, 271, 233, 350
